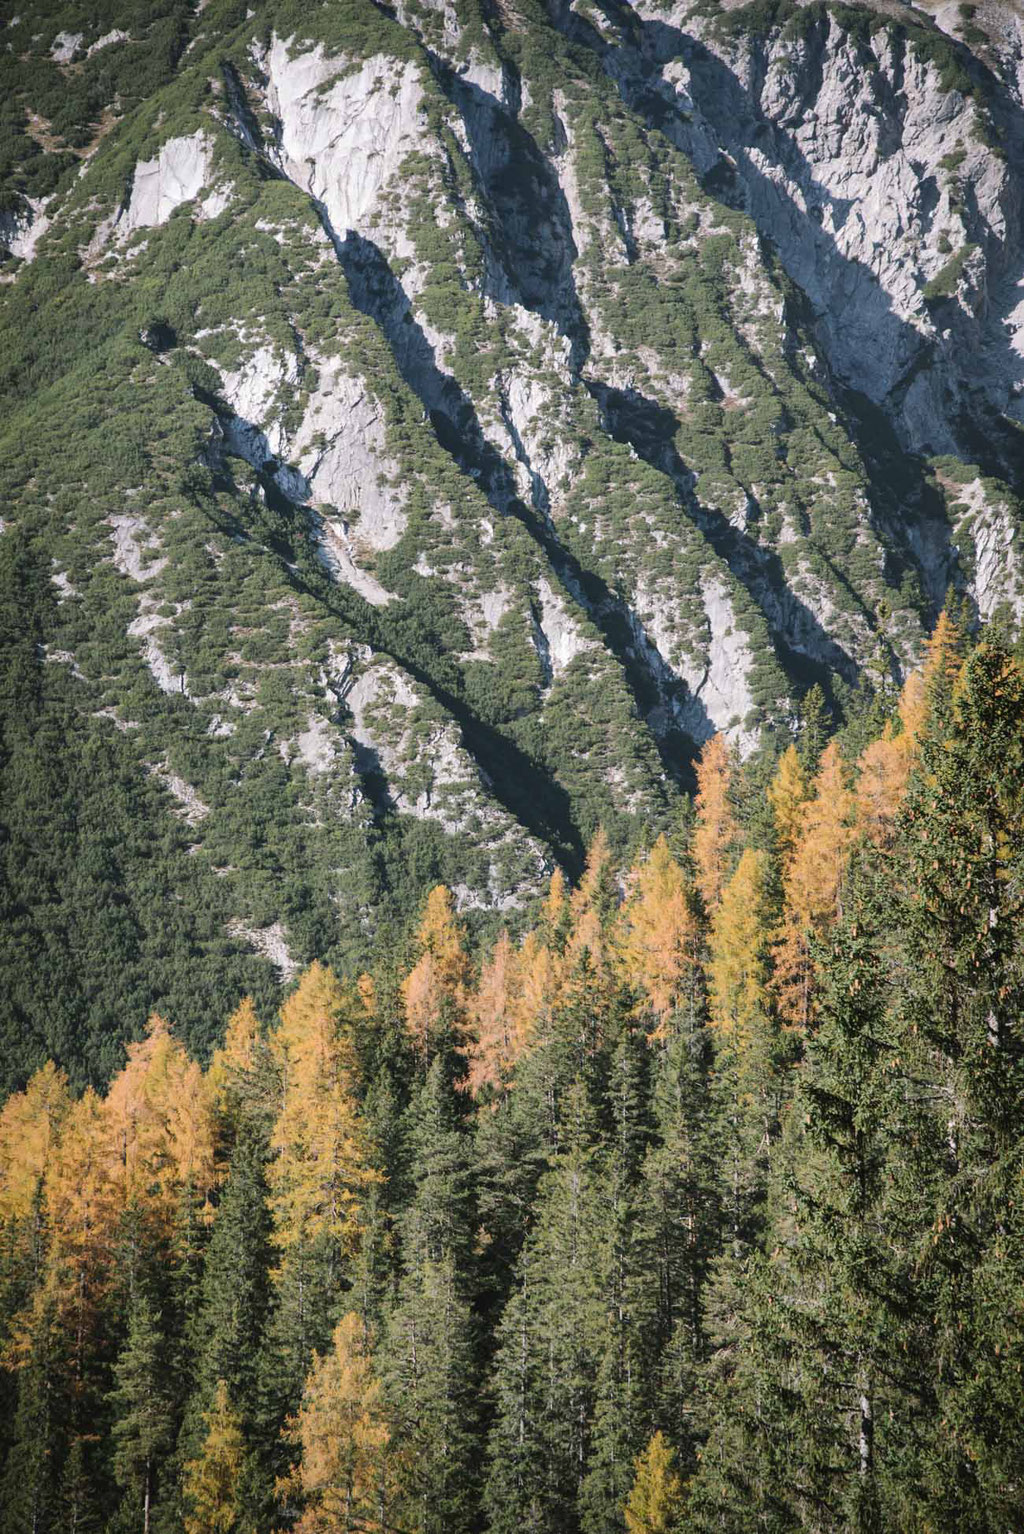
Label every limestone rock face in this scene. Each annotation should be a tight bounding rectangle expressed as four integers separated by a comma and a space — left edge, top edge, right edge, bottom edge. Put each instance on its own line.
651, 6, 1024, 460
120, 133, 216, 232
261, 42, 427, 240
5, 0, 1024, 970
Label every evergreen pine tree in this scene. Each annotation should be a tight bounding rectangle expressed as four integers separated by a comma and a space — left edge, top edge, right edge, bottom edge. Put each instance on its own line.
485, 1081, 605, 1534
380, 1056, 480, 1534
109, 1284, 175, 1534
1, 1287, 69, 1534
580, 1030, 657, 1534
891, 642, 1024, 1527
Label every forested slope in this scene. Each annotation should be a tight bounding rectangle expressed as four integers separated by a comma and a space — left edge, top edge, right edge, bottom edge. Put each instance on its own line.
4, 0, 1024, 1078
2, 616, 1023, 1534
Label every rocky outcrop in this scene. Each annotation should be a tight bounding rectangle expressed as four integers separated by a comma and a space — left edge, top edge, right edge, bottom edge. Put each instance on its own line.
0, 196, 53, 263
119, 132, 217, 232
260, 40, 427, 240
626, 2, 1024, 467
6, 0, 1024, 956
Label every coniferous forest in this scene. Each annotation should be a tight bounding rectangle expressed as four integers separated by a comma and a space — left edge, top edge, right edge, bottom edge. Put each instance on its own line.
2, 613, 1024, 1534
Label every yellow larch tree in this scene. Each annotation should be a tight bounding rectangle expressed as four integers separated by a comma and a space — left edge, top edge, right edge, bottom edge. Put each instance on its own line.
401, 886, 472, 1063
0, 1063, 71, 1373
774, 741, 857, 1029
616, 834, 699, 1035
708, 848, 772, 1058
692, 734, 738, 912
282, 1311, 393, 1534
268, 964, 379, 1275
541, 865, 571, 951
767, 744, 810, 863
103, 1014, 216, 1260
566, 828, 617, 972
206, 996, 273, 1137
468, 931, 529, 1096
921, 606, 963, 706
624, 1431, 684, 1534
0, 1061, 69, 1231
37, 1087, 118, 1376
183, 1379, 246, 1534
856, 629, 953, 847
516, 930, 561, 1035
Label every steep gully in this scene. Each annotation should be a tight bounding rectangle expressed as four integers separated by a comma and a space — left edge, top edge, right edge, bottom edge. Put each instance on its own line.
211, 13, 1013, 824
562, 0, 1024, 554
218, 57, 723, 779
217, 44, 873, 757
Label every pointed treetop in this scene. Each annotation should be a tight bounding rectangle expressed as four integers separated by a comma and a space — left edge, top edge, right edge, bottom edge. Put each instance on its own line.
624, 1431, 684, 1534
767, 744, 810, 862
692, 734, 738, 912
571, 828, 614, 917
468, 930, 522, 1096
416, 886, 466, 967
921, 607, 964, 719
618, 834, 697, 1029
0, 1062, 70, 1225
798, 683, 830, 771
543, 866, 569, 931
183, 1379, 246, 1534
567, 830, 617, 963
213, 997, 262, 1078
276, 963, 347, 1055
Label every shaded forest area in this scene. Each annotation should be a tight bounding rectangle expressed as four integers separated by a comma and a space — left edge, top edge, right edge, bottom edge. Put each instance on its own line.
1, 615, 1023, 1533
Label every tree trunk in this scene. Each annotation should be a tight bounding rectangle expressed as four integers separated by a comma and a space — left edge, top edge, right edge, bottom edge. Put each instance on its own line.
858, 1383, 873, 1479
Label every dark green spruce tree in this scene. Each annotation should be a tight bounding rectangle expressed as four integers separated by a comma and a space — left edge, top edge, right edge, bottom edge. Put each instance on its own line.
380, 1053, 481, 1534
891, 641, 1024, 1530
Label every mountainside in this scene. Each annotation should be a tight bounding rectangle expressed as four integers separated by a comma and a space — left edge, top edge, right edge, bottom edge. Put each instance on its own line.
3, 0, 1024, 1082
2, 626, 1023, 1534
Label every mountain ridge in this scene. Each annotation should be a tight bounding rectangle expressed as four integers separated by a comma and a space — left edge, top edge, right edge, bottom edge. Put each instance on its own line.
2, 0, 1023, 1080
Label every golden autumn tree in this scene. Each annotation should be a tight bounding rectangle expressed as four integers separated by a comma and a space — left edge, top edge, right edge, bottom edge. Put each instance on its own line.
708, 848, 772, 1058
102, 1013, 216, 1294
692, 734, 738, 912
566, 828, 618, 970
774, 742, 857, 1029
617, 834, 699, 1035
541, 865, 572, 952
206, 996, 275, 1142
183, 1380, 245, 1534
269, 964, 378, 1260
36, 1087, 118, 1381
767, 744, 810, 863
856, 705, 916, 848
0, 1060, 69, 1237
468, 932, 526, 1095
624, 1431, 684, 1534
281, 1311, 393, 1534
268, 964, 380, 1373
0, 1063, 71, 1382
921, 606, 964, 709
516, 929, 562, 1040
468, 868, 572, 1078
856, 615, 961, 847
103, 1014, 216, 1236
401, 886, 472, 1064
